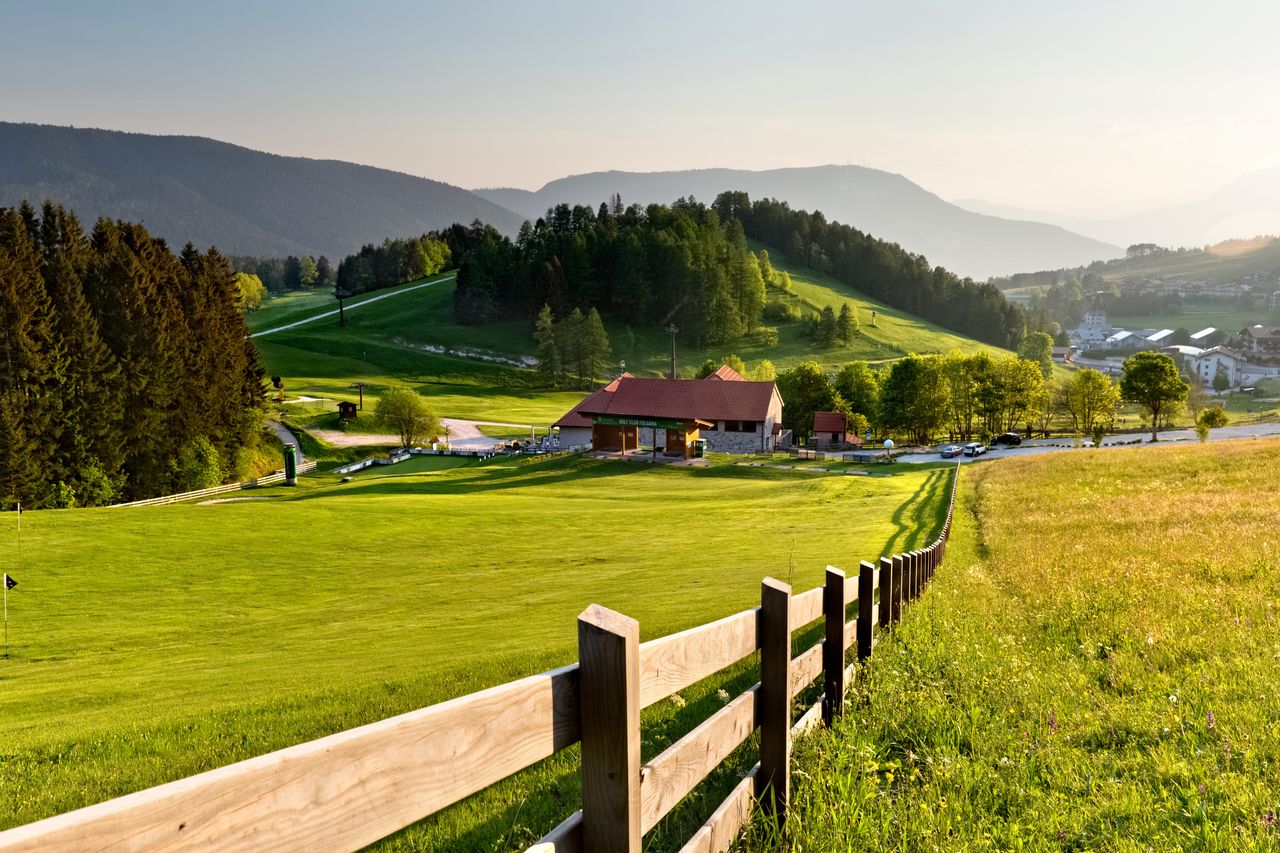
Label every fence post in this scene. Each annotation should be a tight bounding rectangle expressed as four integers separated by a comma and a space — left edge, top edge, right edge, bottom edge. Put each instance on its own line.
857, 560, 874, 661
822, 567, 846, 727
905, 551, 916, 601
911, 550, 921, 599
578, 604, 641, 853
877, 557, 893, 629
891, 555, 905, 623
759, 577, 792, 824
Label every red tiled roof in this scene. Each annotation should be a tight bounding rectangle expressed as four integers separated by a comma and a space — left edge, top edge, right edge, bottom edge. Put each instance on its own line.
553, 374, 630, 428
705, 364, 745, 381
578, 376, 778, 422
813, 411, 847, 432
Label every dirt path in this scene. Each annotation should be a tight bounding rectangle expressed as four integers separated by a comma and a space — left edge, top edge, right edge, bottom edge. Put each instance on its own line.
305, 418, 536, 450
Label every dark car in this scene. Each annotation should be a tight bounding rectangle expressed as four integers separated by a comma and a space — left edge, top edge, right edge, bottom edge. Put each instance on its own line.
940, 444, 963, 458
993, 432, 1022, 446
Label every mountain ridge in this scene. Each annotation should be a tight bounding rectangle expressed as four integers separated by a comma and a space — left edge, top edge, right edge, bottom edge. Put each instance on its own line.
0, 122, 525, 258
473, 164, 1122, 279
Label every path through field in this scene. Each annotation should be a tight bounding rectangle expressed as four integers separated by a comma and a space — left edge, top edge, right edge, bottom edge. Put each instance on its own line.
305, 418, 536, 449
249, 274, 455, 338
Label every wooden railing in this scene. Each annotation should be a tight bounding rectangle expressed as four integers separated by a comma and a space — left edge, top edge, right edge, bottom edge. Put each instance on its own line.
111, 461, 318, 508
0, 463, 960, 853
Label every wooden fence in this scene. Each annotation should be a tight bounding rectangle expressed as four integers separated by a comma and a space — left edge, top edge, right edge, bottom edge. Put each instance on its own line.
111, 461, 318, 508
0, 463, 960, 853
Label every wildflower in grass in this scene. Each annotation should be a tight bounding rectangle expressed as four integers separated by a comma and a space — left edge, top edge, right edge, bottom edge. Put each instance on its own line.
1263, 809, 1277, 829
670, 693, 686, 709
715, 688, 730, 704
1169, 694, 1177, 703
1047, 709, 1058, 732
1207, 710, 1216, 730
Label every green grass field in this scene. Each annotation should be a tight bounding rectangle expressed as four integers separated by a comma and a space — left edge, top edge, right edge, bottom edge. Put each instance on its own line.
744, 439, 1280, 850
248, 251, 1007, 429
1098, 238, 1280, 284
0, 454, 948, 848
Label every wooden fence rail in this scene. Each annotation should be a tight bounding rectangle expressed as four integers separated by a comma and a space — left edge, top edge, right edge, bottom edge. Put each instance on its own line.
0, 463, 960, 853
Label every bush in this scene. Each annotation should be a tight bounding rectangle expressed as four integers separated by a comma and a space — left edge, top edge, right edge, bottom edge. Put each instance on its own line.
78, 459, 123, 507
755, 326, 780, 347
46, 481, 77, 509
176, 437, 225, 492
763, 300, 801, 323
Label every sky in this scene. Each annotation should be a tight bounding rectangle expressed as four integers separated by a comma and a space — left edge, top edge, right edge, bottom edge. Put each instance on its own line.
3, 0, 1279, 218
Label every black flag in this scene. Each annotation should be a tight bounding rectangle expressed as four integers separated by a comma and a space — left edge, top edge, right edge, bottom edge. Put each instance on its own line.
3, 574, 14, 590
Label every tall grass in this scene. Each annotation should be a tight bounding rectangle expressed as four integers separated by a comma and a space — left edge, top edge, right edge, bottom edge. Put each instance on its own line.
747, 440, 1280, 851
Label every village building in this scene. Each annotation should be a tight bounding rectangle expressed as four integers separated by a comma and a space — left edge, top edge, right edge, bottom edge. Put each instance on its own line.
1104, 330, 1157, 352
811, 411, 862, 450
1189, 327, 1217, 344
1145, 329, 1175, 346
1241, 325, 1280, 358
1188, 345, 1248, 389
553, 368, 784, 457
1071, 310, 1112, 351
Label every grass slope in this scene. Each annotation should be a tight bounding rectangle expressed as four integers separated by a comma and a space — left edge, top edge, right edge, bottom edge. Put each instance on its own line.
746, 440, 1280, 850
1099, 238, 1280, 285
249, 250, 1004, 427
0, 455, 948, 849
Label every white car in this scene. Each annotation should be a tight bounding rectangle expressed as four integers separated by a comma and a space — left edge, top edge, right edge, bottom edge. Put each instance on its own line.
963, 442, 987, 457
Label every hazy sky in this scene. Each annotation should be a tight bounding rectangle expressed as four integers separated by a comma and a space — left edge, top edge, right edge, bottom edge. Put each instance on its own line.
3, 1, 1278, 217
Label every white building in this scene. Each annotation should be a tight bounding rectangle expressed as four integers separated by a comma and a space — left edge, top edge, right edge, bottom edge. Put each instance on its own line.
1188, 346, 1248, 389
1072, 310, 1113, 350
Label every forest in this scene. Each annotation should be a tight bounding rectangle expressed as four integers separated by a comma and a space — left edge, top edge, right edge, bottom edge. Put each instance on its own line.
0, 202, 266, 508
712, 193, 1025, 348
451, 194, 1026, 351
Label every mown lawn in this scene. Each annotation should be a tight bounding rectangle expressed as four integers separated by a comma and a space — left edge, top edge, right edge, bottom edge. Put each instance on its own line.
0, 455, 948, 849
744, 439, 1280, 851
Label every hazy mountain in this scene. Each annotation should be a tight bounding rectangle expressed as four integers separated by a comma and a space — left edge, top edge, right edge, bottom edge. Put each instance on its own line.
475, 165, 1121, 279
0, 122, 525, 258
957, 166, 1280, 250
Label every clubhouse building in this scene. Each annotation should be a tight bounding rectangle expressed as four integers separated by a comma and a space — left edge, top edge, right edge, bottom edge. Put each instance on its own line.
554, 365, 785, 458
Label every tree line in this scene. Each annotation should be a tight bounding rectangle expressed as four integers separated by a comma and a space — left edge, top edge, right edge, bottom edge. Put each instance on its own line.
455, 197, 769, 350
712, 193, 1025, 348
0, 202, 266, 508
231, 254, 334, 292
776, 349, 1193, 446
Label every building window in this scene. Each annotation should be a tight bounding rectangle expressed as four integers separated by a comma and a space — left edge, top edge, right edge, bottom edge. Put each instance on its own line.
723, 420, 755, 433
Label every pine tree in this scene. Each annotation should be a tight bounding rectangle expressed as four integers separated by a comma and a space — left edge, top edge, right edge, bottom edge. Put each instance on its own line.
0, 206, 63, 507
533, 303, 561, 387
316, 255, 333, 287
583, 308, 612, 387
37, 203, 125, 487
836, 303, 854, 345
562, 308, 587, 388
818, 305, 837, 347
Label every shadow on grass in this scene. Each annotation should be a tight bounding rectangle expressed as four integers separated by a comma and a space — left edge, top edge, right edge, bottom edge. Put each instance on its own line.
881, 467, 950, 556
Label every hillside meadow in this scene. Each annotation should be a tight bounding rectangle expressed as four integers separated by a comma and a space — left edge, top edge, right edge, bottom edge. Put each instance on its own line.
0, 454, 949, 849
248, 248, 1008, 428
744, 439, 1280, 851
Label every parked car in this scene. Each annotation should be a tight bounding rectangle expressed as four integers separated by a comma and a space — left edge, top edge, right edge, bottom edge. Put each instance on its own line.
993, 432, 1022, 446
940, 445, 963, 458
963, 442, 987, 457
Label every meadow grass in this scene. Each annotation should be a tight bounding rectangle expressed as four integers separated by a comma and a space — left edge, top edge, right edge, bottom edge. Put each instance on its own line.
248, 249, 1008, 428
0, 455, 947, 849
743, 439, 1280, 851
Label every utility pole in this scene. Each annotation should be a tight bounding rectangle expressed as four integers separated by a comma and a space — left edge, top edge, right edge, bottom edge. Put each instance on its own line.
666, 324, 679, 379
335, 288, 351, 326
350, 381, 369, 410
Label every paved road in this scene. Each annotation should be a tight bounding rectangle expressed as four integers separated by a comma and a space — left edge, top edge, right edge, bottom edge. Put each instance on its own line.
894, 421, 1280, 465
266, 420, 305, 463
249, 274, 455, 338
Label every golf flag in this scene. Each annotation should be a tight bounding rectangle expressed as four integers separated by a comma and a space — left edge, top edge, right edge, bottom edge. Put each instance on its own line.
3, 573, 14, 590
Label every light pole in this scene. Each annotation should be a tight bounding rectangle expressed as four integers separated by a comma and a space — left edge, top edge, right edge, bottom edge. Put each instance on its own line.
666, 324, 679, 379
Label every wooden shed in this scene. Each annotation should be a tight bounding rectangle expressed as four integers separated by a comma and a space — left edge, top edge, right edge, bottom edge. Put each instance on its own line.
337, 401, 358, 421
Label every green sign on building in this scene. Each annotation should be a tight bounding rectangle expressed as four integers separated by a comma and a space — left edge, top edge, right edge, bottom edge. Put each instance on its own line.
594, 415, 687, 430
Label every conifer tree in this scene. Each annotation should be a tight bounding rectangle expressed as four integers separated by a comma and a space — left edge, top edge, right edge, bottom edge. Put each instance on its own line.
533, 303, 561, 387
837, 303, 854, 345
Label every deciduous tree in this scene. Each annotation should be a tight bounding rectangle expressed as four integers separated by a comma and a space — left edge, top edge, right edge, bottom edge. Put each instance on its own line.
1120, 352, 1189, 441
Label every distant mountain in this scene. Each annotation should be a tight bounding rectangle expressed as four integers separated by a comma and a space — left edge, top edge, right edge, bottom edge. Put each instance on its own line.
474, 165, 1121, 279
0, 122, 525, 258
957, 166, 1280, 250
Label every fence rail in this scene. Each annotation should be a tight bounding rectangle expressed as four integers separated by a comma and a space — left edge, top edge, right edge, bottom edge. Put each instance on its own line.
111, 462, 318, 508
0, 463, 960, 853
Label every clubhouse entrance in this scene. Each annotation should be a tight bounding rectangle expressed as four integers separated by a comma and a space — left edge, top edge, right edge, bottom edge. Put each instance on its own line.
590, 415, 712, 460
